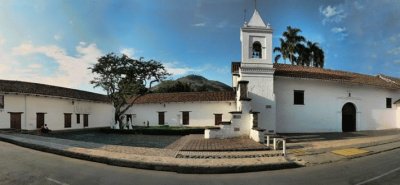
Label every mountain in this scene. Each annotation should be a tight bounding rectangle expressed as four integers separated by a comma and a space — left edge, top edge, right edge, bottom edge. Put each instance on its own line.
153, 75, 233, 93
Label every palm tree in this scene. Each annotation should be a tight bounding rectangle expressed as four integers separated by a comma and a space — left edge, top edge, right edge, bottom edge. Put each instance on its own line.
307, 41, 325, 68
296, 43, 311, 66
274, 26, 305, 65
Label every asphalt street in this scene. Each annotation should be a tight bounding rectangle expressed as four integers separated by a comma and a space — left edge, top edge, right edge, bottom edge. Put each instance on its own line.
0, 141, 399, 185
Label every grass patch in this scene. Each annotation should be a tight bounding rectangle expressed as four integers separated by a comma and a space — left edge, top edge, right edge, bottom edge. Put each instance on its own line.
100, 125, 219, 135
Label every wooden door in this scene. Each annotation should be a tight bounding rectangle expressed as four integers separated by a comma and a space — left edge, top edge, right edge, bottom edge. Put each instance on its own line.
36, 113, 45, 128
83, 114, 88, 127
214, 114, 222, 125
158, 112, 165, 125
342, 103, 356, 132
10, 113, 22, 129
64, 113, 72, 128
182, 112, 189, 125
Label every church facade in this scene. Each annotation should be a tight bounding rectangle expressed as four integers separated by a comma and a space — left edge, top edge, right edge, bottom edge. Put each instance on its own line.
1, 9, 399, 141
128, 9, 400, 140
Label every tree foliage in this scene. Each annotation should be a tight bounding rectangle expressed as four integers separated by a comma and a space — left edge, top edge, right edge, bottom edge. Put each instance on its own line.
89, 53, 170, 127
274, 26, 325, 68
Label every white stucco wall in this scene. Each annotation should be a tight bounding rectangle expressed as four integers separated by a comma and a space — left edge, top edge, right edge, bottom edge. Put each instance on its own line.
275, 77, 400, 133
126, 101, 235, 127
0, 94, 114, 130
397, 103, 400, 127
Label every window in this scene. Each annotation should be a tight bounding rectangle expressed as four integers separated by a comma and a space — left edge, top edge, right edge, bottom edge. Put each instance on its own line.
252, 41, 262, 58
64, 113, 72, 128
386, 98, 392, 108
294, 90, 304, 105
0, 95, 4, 109
76, 114, 80, 124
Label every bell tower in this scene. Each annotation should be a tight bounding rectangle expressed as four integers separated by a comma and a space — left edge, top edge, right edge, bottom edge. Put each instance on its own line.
237, 8, 276, 133
241, 9, 273, 65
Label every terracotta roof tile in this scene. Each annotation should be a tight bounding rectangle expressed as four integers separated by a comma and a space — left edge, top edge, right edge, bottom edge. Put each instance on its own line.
131, 91, 236, 104
0, 80, 109, 102
273, 64, 400, 90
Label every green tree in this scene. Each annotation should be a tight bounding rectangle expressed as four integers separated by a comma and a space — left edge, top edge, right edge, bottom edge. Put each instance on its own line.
307, 41, 325, 68
89, 53, 170, 128
274, 26, 305, 65
274, 26, 325, 68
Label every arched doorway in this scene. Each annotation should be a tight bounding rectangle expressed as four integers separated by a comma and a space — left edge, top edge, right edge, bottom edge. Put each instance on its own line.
342, 102, 356, 132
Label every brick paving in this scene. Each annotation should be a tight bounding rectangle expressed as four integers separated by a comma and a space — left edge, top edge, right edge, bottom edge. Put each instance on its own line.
171, 135, 269, 151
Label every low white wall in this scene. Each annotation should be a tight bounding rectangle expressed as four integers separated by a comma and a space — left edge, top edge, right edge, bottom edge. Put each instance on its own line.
249, 128, 265, 143
275, 77, 400, 133
0, 94, 114, 130
126, 101, 235, 127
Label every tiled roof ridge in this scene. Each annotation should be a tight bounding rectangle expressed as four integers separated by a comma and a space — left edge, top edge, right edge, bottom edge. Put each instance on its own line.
131, 91, 236, 104
0, 79, 104, 96
273, 63, 400, 89
273, 63, 377, 78
0, 79, 109, 102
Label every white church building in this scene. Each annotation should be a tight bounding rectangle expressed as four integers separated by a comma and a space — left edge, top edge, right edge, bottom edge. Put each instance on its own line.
1, 9, 399, 141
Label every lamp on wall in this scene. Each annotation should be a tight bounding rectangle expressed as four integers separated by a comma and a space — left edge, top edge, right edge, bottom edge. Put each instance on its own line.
72, 100, 75, 105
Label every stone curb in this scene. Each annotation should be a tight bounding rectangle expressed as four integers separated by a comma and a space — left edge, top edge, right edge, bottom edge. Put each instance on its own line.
0, 134, 301, 174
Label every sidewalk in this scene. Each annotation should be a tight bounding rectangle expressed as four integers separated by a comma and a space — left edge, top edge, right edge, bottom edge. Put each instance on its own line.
1, 130, 400, 173
284, 130, 400, 166
0, 133, 296, 174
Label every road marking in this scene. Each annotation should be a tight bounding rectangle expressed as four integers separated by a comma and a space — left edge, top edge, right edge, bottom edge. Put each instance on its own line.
331, 148, 369, 156
46, 177, 70, 185
355, 166, 400, 185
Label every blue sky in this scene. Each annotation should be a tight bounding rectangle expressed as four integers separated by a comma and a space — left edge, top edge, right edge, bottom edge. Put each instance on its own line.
0, 0, 399, 94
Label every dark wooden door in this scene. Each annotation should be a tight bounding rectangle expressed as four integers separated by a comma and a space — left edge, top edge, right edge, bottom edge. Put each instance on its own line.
182, 112, 189, 125
83, 114, 88, 127
158, 112, 165, 125
64, 113, 72, 128
214, 114, 222, 125
252, 113, 259, 128
342, 103, 356, 132
36, 113, 45, 128
10, 113, 22, 129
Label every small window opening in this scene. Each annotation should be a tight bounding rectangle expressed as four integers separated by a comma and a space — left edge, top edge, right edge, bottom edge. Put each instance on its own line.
252, 42, 262, 58
294, 90, 304, 105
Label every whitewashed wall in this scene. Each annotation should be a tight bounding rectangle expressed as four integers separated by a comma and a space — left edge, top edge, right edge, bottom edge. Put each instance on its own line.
0, 94, 114, 130
126, 101, 235, 127
397, 103, 400, 128
275, 77, 400, 133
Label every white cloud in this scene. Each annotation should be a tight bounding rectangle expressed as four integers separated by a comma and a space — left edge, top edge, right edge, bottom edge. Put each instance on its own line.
0, 36, 5, 45
394, 60, 400, 65
319, 5, 347, 24
7, 42, 103, 91
164, 62, 201, 76
193, 22, 206, 27
216, 20, 228, 28
120, 48, 135, 58
53, 34, 62, 41
331, 27, 346, 33
388, 47, 400, 55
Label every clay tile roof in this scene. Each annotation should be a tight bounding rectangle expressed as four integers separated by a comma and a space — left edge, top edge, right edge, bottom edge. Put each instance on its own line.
130, 91, 236, 104
0, 80, 109, 102
273, 63, 400, 90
